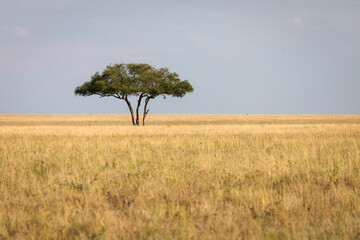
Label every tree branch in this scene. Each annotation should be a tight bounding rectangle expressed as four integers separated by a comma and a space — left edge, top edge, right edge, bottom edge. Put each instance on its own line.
142, 95, 155, 126
114, 93, 125, 99
135, 93, 145, 126
124, 95, 136, 126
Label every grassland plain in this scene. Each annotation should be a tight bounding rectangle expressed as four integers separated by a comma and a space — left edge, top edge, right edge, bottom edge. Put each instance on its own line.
0, 114, 359, 240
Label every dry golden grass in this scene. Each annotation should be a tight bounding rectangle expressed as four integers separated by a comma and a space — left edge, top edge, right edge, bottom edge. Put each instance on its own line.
0, 114, 359, 239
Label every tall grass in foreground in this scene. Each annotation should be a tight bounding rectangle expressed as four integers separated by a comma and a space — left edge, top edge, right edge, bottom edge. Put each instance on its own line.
0, 115, 359, 239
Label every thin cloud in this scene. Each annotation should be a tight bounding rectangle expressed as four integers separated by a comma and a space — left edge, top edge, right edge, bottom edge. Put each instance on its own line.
188, 35, 208, 43
291, 17, 304, 28
0, 55, 41, 76
13, 26, 29, 37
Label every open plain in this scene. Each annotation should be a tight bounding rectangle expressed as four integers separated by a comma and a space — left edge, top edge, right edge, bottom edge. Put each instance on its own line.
0, 114, 359, 239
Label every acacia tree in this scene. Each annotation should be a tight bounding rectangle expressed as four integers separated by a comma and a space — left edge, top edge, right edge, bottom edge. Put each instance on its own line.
74, 63, 193, 126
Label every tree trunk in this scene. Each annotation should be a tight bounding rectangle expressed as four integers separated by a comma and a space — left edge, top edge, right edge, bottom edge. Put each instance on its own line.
142, 96, 152, 126
135, 93, 145, 126
124, 97, 136, 126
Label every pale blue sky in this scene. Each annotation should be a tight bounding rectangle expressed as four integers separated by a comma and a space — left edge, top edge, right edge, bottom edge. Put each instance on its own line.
1, 0, 359, 114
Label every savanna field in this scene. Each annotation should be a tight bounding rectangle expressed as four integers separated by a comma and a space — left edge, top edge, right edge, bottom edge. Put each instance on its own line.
0, 114, 359, 240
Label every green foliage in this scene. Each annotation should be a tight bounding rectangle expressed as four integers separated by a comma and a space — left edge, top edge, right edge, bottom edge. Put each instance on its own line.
74, 63, 193, 99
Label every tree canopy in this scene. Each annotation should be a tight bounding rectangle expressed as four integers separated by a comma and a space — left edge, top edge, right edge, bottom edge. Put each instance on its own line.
75, 63, 193, 125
